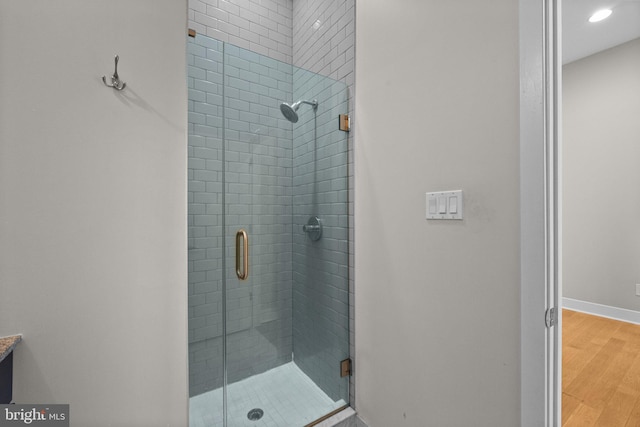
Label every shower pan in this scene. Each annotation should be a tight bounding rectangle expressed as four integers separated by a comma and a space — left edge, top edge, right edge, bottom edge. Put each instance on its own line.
187, 33, 350, 427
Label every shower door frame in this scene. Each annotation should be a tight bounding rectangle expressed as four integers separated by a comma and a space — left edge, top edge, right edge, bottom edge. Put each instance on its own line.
519, 0, 562, 425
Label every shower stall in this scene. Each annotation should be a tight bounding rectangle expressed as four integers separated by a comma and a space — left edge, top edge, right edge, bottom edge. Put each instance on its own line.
187, 33, 350, 426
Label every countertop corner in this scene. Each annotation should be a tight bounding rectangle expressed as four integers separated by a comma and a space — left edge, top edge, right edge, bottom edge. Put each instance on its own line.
0, 335, 22, 363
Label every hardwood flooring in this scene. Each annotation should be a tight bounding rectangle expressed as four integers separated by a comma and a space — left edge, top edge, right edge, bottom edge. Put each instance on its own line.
563, 309, 640, 426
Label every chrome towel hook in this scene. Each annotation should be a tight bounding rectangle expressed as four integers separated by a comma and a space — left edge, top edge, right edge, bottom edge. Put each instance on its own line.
102, 55, 126, 91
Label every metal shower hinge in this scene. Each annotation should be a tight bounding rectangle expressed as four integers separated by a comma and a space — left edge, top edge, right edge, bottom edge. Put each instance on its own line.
545, 307, 557, 328
340, 358, 352, 377
339, 114, 350, 132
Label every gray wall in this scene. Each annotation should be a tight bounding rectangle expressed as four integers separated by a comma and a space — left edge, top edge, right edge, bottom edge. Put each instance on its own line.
355, 1, 521, 426
563, 37, 640, 311
0, 1, 188, 425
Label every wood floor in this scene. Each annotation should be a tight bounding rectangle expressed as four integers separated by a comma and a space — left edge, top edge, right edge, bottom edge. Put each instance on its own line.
563, 309, 640, 426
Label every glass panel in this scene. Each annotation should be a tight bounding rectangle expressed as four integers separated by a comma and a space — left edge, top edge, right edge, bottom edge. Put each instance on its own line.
189, 33, 349, 427
187, 34, 225, 427
291, 65, 350, 410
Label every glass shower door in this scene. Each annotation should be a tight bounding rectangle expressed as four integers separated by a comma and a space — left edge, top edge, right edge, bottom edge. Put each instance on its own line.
222, 41, 298, 425
188, 32, 350, 427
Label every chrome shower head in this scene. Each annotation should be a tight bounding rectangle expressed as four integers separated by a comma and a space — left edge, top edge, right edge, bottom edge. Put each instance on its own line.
280, 102, 299, 123
280, 99, 318, 123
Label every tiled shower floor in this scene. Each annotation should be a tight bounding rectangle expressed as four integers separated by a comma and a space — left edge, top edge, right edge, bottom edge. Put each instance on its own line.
189, 362, 346, 427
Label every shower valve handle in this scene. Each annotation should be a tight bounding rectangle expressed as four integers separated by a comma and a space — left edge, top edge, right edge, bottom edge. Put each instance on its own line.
302, 216, 322, 241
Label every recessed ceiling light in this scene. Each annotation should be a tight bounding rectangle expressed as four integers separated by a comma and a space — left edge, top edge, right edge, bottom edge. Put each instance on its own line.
589, 9, 612, 23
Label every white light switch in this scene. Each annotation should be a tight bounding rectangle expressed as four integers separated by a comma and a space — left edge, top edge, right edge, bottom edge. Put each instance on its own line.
426, 190, 463, 220
428, 198, 437, 214
448, 196, 458, 213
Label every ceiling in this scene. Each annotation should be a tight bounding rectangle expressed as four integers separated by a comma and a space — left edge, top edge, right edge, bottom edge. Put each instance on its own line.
563, 0, 640, 64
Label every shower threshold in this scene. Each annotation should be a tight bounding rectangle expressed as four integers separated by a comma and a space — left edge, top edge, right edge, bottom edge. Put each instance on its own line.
189, 362, 346, 427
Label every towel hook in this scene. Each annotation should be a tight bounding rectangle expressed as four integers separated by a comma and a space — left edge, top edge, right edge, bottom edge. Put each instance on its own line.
102, 55, 126, 91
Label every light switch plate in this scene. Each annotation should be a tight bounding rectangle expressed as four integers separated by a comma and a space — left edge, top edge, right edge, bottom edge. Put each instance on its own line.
426, 190, 463, 220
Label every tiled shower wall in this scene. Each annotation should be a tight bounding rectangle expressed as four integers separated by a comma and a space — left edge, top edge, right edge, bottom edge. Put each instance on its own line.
188, 0, 293, 64
187, 0, 356, 404
292, 0, 355, 87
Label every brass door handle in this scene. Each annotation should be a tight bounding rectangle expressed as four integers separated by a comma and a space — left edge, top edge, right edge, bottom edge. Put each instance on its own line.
236, 229, 248, 280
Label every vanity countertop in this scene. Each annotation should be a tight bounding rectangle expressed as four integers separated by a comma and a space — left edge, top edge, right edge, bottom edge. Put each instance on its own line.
0, 335, 22, 363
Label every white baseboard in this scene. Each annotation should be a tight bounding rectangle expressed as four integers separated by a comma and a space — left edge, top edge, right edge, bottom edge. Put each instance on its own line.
563, 297, 640, 325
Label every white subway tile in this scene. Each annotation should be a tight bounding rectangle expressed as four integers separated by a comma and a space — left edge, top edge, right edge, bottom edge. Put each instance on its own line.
239, 28, 261, 45
191, 0, 207, 14
228, 13, 251, 31
205, 28, 228, 43
194, 11, 219, 29
218, 0, 240, 16
239, 7, 261, 24
217, 20, 240, 37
